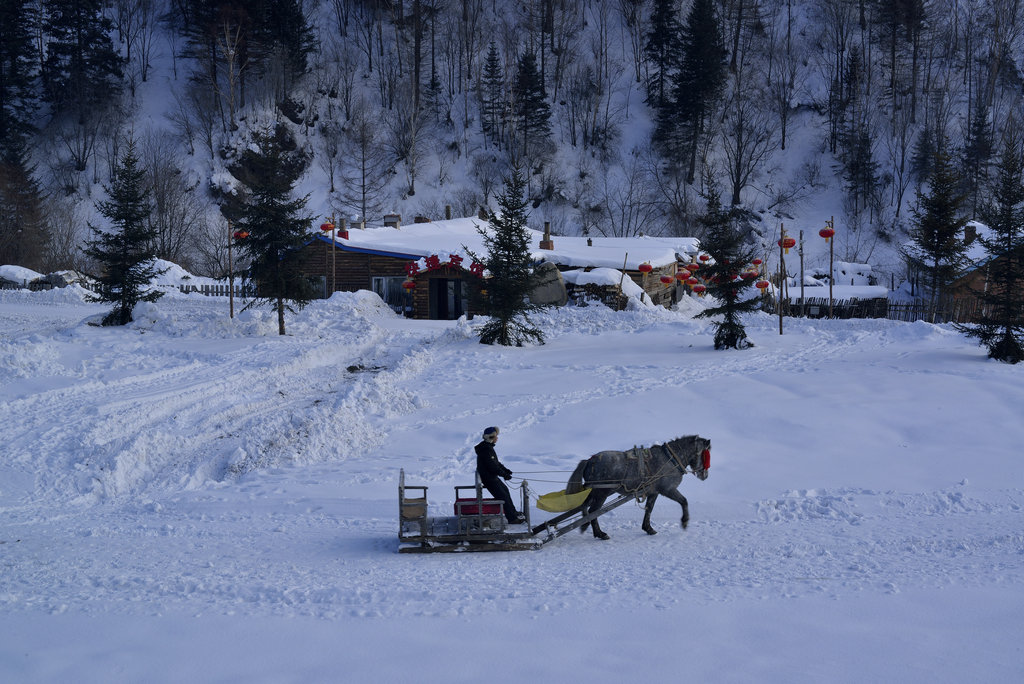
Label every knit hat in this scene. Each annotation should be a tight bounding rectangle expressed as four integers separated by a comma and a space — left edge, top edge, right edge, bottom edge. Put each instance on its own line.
483, 426, 500, 442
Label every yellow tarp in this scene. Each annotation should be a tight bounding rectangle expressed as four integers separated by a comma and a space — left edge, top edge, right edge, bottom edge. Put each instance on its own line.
537, 488, 592, 512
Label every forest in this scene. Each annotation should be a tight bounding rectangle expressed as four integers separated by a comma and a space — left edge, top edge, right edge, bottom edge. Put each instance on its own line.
1, 0, 1023, 285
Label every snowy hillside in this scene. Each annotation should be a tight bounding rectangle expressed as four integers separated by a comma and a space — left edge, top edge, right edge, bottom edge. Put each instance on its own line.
7, 0, 1024, 294
2, 285, 1022, 682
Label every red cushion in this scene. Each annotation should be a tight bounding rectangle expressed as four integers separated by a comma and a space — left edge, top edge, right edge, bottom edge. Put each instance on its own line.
455, 499, 502, 515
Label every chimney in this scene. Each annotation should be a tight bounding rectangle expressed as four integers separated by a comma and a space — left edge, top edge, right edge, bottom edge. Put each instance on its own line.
539, 221, 554, 250
383, 213, 401, 229
964, 223, 978, 245
338, 217, 349, 239
414, 215, 430, 223
478, 206, 488, 219
445, 205, 452, 220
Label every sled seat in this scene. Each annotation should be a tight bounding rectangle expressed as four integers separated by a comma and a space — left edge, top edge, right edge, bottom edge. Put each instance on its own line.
399, 469, 428, 537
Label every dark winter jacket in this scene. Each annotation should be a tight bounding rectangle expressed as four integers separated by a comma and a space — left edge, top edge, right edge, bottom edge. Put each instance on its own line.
475, 440, 512, 481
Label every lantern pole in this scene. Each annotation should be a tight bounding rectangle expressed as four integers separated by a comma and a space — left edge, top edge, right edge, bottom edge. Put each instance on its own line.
799, 229, 805, 317
828, 216, 835, 318
227, 218, 234, 319
778, 223, 786, 335
330, 214, 336, 297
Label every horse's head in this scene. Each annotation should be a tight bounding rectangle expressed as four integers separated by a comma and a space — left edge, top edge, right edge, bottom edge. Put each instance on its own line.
668, 435, 711, 481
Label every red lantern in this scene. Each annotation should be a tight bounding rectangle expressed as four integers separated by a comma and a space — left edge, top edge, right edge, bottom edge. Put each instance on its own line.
699, 254, 710, 262
778, 236, 796, 253
675, 271, 689, 282
755, 280, 770, 290
233, 230, 249, 240
687, 276, 699, 286
401, 280, 416, 290
660, 275, 673, 285
692, 283, 706, 295
687, 262, 700, 271
638, 263, 653, 273
741, 271, 756, 280
320, 222, 335, 232
752, 258, 763, 266
819, 227, 835, 242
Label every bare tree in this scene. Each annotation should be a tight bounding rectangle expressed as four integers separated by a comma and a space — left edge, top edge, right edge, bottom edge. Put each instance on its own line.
721, 83, 779, 206
338, 99, 392, 221
594, 149, 663, 237
141, 130, 208, 269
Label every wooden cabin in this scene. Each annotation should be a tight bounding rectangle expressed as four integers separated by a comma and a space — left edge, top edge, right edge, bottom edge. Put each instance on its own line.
295, 217, 699, 319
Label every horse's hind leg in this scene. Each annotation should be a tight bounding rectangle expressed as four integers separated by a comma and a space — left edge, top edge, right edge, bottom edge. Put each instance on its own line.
642, 493, 660, 535
584, 491, 611, 540
662, 488, 690, 529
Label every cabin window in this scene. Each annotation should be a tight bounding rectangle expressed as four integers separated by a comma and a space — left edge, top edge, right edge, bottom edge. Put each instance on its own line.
372, 276, 412, 314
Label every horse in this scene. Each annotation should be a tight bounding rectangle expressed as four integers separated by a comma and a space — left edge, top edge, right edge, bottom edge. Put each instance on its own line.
564, 435, 711, 540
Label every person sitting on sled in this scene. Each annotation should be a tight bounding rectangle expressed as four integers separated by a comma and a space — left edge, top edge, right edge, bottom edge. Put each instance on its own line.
474, 427, 526, 524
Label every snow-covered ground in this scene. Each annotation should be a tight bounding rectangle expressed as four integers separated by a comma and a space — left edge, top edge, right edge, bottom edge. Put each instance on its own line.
2, 286, 1022, 683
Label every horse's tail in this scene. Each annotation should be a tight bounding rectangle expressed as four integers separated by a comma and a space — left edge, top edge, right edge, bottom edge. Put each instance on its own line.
565, 459, 588, 495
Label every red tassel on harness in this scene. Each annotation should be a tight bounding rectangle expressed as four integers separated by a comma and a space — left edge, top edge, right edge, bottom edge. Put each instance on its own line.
702, 449, 711, 471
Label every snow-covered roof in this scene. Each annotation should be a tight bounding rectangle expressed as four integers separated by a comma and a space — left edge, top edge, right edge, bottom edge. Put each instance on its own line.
319, 217, 698, 271
0, 265, 44, 283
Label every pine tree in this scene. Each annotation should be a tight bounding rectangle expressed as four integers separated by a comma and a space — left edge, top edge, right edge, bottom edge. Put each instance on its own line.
511, 51, 552, 161
694, 189, 759, 349
955, 142, 1024, 363
643, 0, 682, 113
671, 0, 726, 182
0, 152, 48, 270
0, 0, 39, 163
84, 139, 164, 326
905, 149, 968, 319
961, 106, 994, 217
42, 0, 122, 121
480, 42, 505, 147
477, 166, 545, 347
230, 123, 315, 336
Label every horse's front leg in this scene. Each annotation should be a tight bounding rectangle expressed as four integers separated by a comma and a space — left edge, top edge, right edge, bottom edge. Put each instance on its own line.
642, 493, 660, 535
661, 488, 690, 529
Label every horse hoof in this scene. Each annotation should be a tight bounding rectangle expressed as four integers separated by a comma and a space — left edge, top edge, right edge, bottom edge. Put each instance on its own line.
644, 527, 658, 535
681, 519, 689, 530
596, 532, 610, 540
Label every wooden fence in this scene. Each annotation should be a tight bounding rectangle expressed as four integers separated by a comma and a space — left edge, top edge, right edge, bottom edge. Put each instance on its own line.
1, 280, 255, 298
176, 283, 257, 297
762, 296, 989, 324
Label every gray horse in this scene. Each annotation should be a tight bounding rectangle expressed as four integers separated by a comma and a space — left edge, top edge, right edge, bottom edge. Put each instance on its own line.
565, 435, 711, 540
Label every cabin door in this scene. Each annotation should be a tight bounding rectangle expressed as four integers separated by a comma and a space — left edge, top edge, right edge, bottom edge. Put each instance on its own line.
428, 278, 466, 320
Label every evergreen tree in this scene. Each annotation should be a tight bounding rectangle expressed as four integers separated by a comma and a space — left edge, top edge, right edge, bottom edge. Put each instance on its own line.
643, 0, 682, 113
905, 149, 968, 319
961, 106, 994, 217
694, 189, 759, 349
0, 0, 39, 163
480, 42, 506, 147
511, 51, 552, 161
477, 166, 545, 347
671, 0, 726, 182
0, 152, 48, 270
42, 0, 122, 121
956, 142, 1024, 363
230, 123, 315, 336
84, 138, 164, 326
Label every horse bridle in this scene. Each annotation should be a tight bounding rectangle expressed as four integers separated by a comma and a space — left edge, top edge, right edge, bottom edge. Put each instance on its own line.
662, 442, 710, 478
